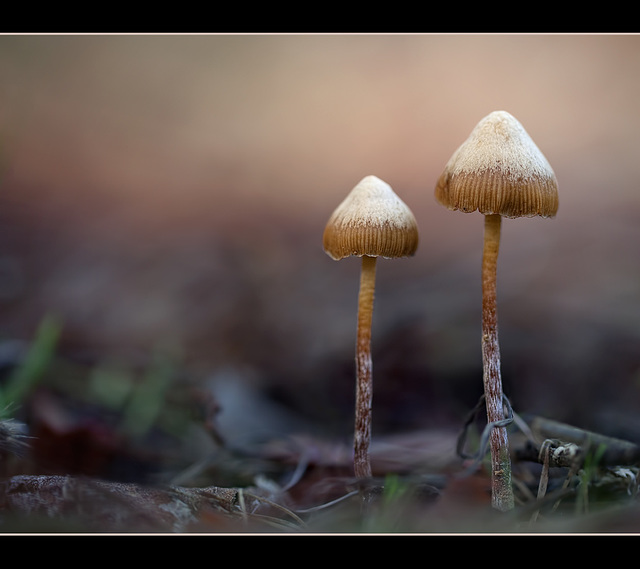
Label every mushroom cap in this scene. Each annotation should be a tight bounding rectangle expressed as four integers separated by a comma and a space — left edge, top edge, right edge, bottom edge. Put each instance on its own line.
435, 110, 559, 218
323, 175, 419, 260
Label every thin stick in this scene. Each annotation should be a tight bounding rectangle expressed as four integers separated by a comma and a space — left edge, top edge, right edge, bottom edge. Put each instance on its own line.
481, 214, 514, 511
354, 254, 377, 480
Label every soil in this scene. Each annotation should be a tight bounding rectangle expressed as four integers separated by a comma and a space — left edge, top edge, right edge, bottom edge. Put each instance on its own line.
1, 339, 639, 534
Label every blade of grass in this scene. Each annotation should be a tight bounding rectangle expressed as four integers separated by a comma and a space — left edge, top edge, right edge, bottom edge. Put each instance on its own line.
0, 315, 61, 418
119, 349, 176, 439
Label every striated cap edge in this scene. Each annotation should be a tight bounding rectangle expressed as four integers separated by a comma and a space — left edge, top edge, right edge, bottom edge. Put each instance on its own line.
435, 111, 559, 218
323, 175, 419, 260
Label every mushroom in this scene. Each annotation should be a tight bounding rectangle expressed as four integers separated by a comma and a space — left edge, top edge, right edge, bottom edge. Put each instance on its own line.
323, 175, 419, 480
434, 110, 558, 511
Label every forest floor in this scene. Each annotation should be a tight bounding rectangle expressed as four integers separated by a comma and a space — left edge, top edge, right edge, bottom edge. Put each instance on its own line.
1, 318, 640, 534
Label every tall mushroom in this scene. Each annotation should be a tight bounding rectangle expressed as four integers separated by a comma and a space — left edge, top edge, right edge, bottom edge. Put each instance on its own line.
323, 175, 419, 481
434, 110, 558, 511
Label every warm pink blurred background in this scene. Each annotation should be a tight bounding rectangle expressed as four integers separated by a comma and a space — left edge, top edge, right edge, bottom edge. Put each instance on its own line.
1, 34, 639, 443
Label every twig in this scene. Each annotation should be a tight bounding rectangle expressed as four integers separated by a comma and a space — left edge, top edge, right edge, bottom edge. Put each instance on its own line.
528, 417, 640, 467
294, 490, 361, 514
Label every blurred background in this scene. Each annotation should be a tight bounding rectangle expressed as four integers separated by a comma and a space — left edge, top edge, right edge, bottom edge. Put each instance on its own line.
0, 34, 639, 481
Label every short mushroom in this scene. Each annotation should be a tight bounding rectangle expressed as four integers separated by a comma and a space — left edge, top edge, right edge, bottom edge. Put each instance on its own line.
323, 175, 419, 481
434, 110, 558, 511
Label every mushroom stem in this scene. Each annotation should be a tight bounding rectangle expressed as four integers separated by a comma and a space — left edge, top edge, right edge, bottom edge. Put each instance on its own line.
354, 254, 377, 479
481, 213, 514, 511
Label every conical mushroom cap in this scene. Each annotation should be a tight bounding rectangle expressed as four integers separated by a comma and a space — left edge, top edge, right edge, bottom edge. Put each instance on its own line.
323, 175, 419, 260
435, 110, 559, 218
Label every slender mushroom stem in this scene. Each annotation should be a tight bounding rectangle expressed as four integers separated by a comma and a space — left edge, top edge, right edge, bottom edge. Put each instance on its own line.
354, 254, 377, 479
323, 176, 418, 489
481, 213, 514, 511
